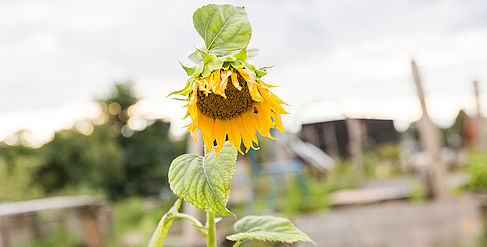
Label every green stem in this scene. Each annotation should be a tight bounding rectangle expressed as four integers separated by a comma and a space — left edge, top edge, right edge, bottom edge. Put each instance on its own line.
206, 211, 216, 247
174, 213, 207, 238
174, 213, 203, 228
148, 217, 174, 247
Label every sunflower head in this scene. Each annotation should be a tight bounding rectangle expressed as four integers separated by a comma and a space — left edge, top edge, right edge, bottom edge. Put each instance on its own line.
186, 67, 288, 155
170, 4, 288, 156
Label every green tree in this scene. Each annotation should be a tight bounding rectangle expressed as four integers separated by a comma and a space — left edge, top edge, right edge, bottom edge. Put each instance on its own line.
98, 82, 187, 198
450, 109, 468, 147
35, 127, 124, 194
0, 141, 43, 201
35, 82, 186, 199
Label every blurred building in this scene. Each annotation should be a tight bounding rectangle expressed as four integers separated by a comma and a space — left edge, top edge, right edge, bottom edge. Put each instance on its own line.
300, 118, 399, 157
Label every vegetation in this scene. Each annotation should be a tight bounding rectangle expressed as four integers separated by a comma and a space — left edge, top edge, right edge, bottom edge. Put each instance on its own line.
15, 227, 81, 247
0, 82, 186, 202
467, 152, 487, 192
0, 144, 43, 201
108, 197, 176, 247
36, 83, 186, 199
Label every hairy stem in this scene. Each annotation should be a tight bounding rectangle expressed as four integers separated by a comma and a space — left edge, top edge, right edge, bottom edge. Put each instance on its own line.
206, 211, 216, 247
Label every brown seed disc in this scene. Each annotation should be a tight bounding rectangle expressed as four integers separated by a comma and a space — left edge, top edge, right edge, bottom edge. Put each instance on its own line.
196, 72, 255, 120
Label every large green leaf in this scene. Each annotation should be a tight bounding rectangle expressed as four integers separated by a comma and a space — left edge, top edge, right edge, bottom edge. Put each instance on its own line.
227, 216, 313, 244
148, 199, 181, 247
193, 4, 252, 56
168, 142, 238, 215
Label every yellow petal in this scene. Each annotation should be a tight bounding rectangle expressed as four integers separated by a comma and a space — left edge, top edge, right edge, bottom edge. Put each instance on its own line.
198, 113, 215, 145
227, 120, 243, 154
248, 81, 264, 102
191, 129, 199, 143
231, 71, 242, 90
213, 118, 227, 154
239, 115, 255, 152
271, 111, 285, 132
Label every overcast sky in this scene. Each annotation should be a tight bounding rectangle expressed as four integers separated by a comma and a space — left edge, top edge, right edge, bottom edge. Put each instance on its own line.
1, 0, 487, 144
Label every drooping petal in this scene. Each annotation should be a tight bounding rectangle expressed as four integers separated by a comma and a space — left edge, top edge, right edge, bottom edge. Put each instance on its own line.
231, 71, 242, 90
248, 81, 264, 102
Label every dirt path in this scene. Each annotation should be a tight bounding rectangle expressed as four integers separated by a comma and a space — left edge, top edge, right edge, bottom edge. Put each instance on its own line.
292, 196, 484, 247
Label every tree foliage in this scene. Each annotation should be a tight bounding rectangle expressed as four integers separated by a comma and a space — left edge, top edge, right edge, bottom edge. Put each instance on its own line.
33, 82, 186, 199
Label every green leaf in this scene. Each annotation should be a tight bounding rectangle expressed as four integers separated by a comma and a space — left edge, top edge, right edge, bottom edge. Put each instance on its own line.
233, 47, 248, 61
254, 66, 272, 77
168, 142, 238, 215
198, 49, 224, 77
193, 4, 252, 56
170, 97, 189, 102
179, 61, 196, 76
232, 47, 258, 62
168, 78, 194, 97
201, 50, 224, 70
229, 60, 243, 68
247, 48, 259, 59
227, 216, 313, 244
148, 199, 182, 247
188, 49, 203, 64
222, 62, 231, 70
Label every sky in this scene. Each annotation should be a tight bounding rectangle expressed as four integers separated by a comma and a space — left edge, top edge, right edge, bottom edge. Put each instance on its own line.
1, 0, 487, 145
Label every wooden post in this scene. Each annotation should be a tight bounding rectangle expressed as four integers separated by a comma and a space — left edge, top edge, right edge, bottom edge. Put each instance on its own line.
182, 133, 204, 246
411, 59, 449, 199
0, 218, 8, 247
77, 206, 104, 247
346, 118, 364, 185
473, 81, 486, 150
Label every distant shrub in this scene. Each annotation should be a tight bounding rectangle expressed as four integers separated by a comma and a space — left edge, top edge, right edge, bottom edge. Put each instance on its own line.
467, 152, 487, 191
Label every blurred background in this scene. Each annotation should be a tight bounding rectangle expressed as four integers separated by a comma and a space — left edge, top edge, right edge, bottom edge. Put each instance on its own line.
1, 0, 487, 246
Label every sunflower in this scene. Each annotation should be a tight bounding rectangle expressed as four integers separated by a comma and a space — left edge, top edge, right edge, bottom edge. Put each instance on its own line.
186, 67, 288, 155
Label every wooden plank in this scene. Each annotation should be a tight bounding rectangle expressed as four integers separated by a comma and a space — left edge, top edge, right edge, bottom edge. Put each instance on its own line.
0, 196, 100, 217
330, 185, 411, 206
